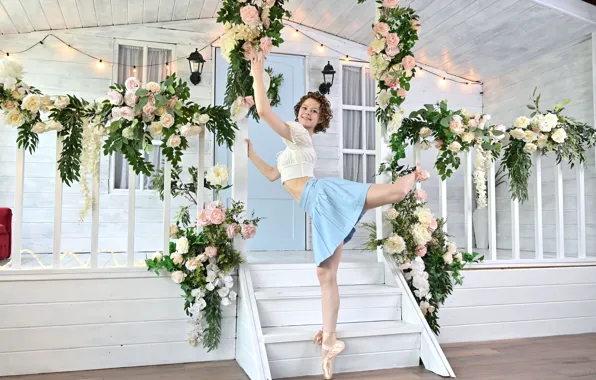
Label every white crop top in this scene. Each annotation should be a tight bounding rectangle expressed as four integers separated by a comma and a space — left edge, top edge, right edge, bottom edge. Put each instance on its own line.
276, 121, 317, 184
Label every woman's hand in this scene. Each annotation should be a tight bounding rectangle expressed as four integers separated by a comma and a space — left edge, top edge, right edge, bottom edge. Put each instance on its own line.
415, 162, 430, 182
250, 56, 265, 79
245, 138, 254, 158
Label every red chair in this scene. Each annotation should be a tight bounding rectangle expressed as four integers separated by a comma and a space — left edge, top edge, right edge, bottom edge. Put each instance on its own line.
0, 208, 12, 260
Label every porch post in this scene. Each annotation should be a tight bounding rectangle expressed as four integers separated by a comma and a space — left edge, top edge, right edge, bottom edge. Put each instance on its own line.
232, 118, 249, 259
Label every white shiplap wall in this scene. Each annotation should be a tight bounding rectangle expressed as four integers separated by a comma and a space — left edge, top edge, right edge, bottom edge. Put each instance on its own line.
437, 266, 596, 343
484, 37, 596, 256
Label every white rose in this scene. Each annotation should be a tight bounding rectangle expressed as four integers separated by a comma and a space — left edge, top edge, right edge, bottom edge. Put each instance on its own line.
4, 109, 25, 127
176, 236, 189, 254
160, 112, 175, 128
45, 120, 64, 132
124, 91, 138, 107
171, 271, 186, 284
152, 251, 163, 261
167, 134, 182, 148
21, 94, 41, 114
107, 90, 123, 106
544, 113, 558, 129
198, 114, 210, 124
146, 81, 161, 93
180, 124, 202, 137
551, 128, 567, 144
461, 132, 475, 143
171, 252, 184, 265
523, 130, 538, 143
419, 127, 432, 138
514, 116, 529, 129
384, 208, 398, 220
524, 143, 537, 153
448, 141, 462, 153
384, 234, 406, 254
413, 223, 432, 246
482, 114, 491, 122
443, 252, 453, 264
510, 128, 526, 140
149, 122, 163, 137
31, 122, 47, 134
54, 96, 70, 109
122, 126, 134, 140
206, 164, 230, 186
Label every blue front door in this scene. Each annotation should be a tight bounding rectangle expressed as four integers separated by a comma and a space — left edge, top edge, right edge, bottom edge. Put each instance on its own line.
214, 50, 307, 251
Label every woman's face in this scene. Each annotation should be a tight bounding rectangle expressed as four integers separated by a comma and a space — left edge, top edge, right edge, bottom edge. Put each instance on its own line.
298, 98, 321, 130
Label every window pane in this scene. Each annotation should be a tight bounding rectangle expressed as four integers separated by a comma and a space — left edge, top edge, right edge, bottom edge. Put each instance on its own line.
118, 45, 143, 85
342, 66, 362, 106
147, 48, 172, 82
144, 147, 164, 190
366, 111, 375, 150
365, 69, 376, 107
343, 110, 362, 149
366, 155, 376, 184
343, 154, 363, 182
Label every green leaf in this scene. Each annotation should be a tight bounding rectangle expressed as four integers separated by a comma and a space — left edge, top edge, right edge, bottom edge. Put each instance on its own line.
135, 88, 149, 97
135, 96, 149, 112
527, 104, 536, 110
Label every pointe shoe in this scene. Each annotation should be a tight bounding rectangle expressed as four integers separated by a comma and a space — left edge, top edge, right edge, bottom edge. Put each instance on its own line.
313, 329, 323, 345
321, 335, 345, 379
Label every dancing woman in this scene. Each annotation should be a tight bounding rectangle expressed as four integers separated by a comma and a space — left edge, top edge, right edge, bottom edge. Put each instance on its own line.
246, 57, 425, 379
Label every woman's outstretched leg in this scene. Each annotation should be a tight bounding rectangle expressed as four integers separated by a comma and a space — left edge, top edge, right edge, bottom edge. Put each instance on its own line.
363, 171, 417, 210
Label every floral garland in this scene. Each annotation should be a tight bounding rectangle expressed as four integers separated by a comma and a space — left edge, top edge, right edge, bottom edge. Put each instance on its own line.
363, 169, 482, 333
146, 164, 262, 351
504, 89, 596, 202
366, 0, 419, 131
217, 0, 287, 121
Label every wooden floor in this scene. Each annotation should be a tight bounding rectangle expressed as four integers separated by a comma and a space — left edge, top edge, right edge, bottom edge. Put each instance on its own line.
7, 334, 596, 380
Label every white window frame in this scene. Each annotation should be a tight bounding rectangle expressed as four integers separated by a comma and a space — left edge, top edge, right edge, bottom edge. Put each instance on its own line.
339, 62, 376, 184
109, 39, 177, 193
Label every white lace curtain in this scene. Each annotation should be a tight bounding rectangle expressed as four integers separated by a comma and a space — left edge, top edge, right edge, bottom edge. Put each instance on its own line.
114, 45, 171, 190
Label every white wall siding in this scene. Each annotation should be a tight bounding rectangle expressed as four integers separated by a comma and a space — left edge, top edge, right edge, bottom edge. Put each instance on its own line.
437, 266, 596, 343
484, 38, 595, 257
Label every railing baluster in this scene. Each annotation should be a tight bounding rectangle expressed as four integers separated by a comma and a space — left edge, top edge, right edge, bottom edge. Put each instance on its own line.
577, 164, 586, 259
198, 130, 206, 211
127, 165, 136, 267
555, 163, 565, 259
12, 147, 25, 269
488, 161, 497, 260
414, 144, 421, 190
439, 179, 447, 233
511, 199, 520, 260
464, 151, 473, 254
90, 156, 100, 268
232, 118, 249, 259
163, 160, 172, 259
534, 153, 543, 259
53, 136, 63, 268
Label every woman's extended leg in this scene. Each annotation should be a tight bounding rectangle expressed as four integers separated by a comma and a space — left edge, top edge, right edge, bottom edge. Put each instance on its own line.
363, 171, 418, 210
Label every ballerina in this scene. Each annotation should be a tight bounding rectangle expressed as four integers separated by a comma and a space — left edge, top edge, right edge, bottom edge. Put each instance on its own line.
246, 56, 427, 379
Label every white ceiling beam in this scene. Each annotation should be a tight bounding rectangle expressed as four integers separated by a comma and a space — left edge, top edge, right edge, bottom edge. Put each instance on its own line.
531, 0, 596, 25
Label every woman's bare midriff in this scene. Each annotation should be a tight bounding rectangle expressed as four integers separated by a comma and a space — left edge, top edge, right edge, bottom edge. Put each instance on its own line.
282, 176, 314, 203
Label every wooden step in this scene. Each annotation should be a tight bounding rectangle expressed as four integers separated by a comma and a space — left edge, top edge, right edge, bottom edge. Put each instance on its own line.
250, 262, 385, 288
256, 285, 402, 327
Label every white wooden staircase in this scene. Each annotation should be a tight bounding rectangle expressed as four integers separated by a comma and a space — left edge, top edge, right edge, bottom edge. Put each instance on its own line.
236, 256, 455, 379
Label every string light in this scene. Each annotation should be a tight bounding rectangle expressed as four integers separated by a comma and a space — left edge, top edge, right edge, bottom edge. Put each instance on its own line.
97, 59, 104, 69
318, 43, 324, 52
133, 65, 137, 73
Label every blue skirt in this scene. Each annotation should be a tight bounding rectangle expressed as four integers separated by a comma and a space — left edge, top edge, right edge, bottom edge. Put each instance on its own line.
299, 178, 371, 266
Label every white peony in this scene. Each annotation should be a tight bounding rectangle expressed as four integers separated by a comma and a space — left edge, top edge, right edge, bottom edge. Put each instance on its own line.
21, 94, 41, 114
377, 89, 391, 110
146, 81, 161, 93
4, 109, 25, 127
206, 164, 230, 186
551, 128, 567, 144
412, 223, 432, 246
510, 128, 526, 140
414, 207, 433, 226
384, 234, 405, 254
384, 208, 398, 220
171, 271, 187, 284
514, 116, 529, 129
198, 114, 210, 124
524, 143, 537, 153
176, 237, 189, 254
544, 113, 558, 130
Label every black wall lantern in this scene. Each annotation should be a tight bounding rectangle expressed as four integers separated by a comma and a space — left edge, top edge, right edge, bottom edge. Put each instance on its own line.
319, 61, 335, 95
187, 48, 206, 85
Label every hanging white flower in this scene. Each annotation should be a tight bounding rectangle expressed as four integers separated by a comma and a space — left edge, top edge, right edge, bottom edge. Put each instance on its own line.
221, 297, 232, 306
176, 237, 189, 254
218, 287, 230, 298
206, 270, 217, 283
206, 164, 230, 186
229, 290, 238, 301
0, 59, 24, 82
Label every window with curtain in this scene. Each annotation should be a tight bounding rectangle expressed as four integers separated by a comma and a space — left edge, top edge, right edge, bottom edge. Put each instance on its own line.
342, 65, 376, 184
113, 44, 173, 190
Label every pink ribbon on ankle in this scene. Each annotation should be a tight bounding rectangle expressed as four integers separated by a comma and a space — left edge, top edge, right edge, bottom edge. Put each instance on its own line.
236, 96, 255, 108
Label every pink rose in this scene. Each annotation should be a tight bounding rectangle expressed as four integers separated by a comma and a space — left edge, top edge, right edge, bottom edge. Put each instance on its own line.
240, 5, 260, 26
205, 246, 218, 258
415, 246, 427, 257
241, 224, 257, 239
167, 95, 178, 109
383, 0, 398, 8
260, 37, 273, 55
428, 218, 438, 232
386, 45, 399, 57
400, 262, 411, 270
373, 22, 390, 37
435, 139, 444, 149
111, 107, 123, 121
206, 201, 223, 210
397, 88, 407, 99
402, 56, 416, 71
124, 91, 138, 107
415, 189, 427, 201
167, 134, 181, 148
120, 107, 135, 121
142, 112, 155, 122
266, 0, 275, 6
418, 170, 430, 182
209, 208, 226, 225
367, 46, 375, 56
148, 93, 156, 106
197, 209, 211, 227
142, 102, 156, 115
384, 77, 399, 89
107, 90, 123, 106
227, 223, 239, 239
125, 77, 141, 92
244, 96, 255, 108
386, 33, 400, 48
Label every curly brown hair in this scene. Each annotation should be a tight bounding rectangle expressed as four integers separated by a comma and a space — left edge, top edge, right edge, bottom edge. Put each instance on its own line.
294, 91, 333, 134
